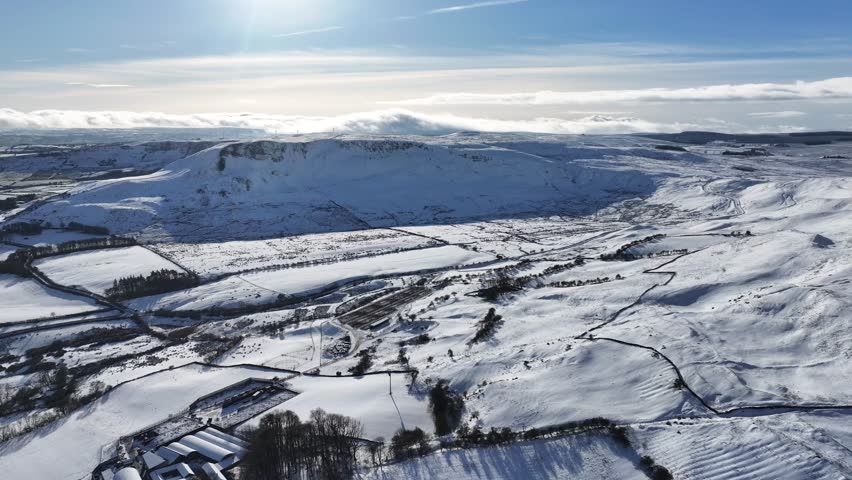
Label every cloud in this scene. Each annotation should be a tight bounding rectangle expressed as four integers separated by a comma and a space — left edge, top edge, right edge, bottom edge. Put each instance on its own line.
748, 111, 807, 118
65, 47, 92, 54
272, 26, 343, 38
390, 77, 852, 105
428, 0, 528, 14
65, 82, 133, 88
0, 108, 691, 135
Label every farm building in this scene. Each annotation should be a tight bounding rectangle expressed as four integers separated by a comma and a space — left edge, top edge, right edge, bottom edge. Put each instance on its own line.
147, 426, 247, 478
95, 426, 248, 480
93, 376, 295, 480
148, 463, 194, 480
113, 467, 143, 480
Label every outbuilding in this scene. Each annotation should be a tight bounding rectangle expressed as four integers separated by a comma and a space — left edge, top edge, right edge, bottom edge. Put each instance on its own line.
177, 434, 235, 463
113, 467, 143, 480
201, 462, 228, 480
149, 462, 195, 480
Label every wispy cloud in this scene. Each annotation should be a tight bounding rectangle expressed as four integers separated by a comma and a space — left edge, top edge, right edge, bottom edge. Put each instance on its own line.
4, 48, 851, 125
394, 0, 527, 21
428, 0, 528, 15
748, 111, 807, 118
65, 47, 92, 54
14, 58, 44, 63
390, 78, 852, 105
273, 26, 343, 38
65, 82, 132, 88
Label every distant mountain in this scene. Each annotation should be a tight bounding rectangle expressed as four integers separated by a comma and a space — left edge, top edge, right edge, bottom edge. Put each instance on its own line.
637, 131, 852, 145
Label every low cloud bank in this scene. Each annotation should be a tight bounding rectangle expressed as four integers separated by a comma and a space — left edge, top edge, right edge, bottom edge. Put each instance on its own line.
389, 77, 852, 105
0, 108, 689, 135
747, 111, 806, 119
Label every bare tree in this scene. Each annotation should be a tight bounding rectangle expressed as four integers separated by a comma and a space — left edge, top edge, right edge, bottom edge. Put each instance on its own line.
241, 409, 365, 480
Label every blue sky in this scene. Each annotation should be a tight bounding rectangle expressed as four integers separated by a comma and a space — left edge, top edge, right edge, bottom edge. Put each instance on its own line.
2, 0, 852, 133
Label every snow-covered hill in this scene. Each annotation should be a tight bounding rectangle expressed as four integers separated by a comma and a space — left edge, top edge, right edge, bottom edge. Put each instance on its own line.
0, 140, 218, 176
19, 137, 660, 241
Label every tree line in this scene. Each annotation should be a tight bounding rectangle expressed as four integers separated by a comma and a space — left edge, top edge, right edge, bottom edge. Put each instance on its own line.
547, 274, 622, 289
0, 220, 43, 236
0, 194, 36, 211
347, 346, 377, 376
600, 234, 666, 261
8, 236, 137, 263
65, 221, 110, 235
468, 308, 503, 345
241, 409, 366, 480
1, 220, 109, 237
429, 380, 465, 436
1, 236, 138, 278
476, 257, 586, 300
105, 268, 198, 300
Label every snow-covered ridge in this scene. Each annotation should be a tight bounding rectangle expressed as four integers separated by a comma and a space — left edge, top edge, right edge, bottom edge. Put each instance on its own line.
20, 136, 663, 241
0, 140, 219, 175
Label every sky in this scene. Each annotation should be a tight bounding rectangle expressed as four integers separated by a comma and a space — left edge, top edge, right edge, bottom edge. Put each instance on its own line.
2, 0, 852, 134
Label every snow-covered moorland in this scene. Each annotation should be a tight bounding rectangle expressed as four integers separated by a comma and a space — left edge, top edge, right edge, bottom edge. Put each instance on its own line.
1, 132, 851, 480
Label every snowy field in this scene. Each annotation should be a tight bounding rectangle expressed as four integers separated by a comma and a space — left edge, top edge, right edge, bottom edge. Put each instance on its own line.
1, 318, 136, 358
242, 373, 432, 440
130, 245, 493, 311
361, 433, 647, 479
397, 220, 611, 258
217, 320, 345, 371
0, 273, 100, 323
33, 246, 184, 295
153, 228, 441, 279
634, 414, 852, 479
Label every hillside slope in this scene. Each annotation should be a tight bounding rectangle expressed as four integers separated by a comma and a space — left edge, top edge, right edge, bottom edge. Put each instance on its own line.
21, 138, 660, 241
0, 141, 218, 176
